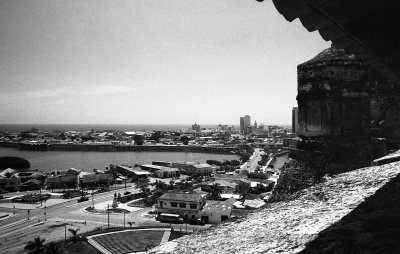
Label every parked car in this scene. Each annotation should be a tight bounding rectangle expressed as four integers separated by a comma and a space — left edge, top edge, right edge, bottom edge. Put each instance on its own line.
188, 219, 205, 226
156, 213, 184, 224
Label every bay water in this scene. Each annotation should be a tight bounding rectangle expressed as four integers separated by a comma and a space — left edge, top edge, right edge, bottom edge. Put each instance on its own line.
0, 147, 239, 173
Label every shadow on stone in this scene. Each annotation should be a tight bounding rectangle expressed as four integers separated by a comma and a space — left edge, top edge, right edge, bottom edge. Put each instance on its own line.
300, 173, 400, 254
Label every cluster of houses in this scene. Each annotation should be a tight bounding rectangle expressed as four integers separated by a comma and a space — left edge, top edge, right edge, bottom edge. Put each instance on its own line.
0, 168, 46, 192
0, 123, 297, 151
153, 174, 275, 224
146, 161, 280, 224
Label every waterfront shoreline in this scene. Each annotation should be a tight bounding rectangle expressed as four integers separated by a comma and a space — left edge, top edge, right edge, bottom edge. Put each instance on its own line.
0, 142, 238, 154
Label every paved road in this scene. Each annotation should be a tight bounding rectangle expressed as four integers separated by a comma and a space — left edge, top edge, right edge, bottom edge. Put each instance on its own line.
0, 186, 139, 237
0, 185, 208, 248
240, 148, 262, 173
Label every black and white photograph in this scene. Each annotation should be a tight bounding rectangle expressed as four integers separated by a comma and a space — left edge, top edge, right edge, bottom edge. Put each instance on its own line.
1, 0, 399, 253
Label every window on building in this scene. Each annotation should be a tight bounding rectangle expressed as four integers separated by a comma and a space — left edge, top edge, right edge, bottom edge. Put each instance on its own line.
179, 203, 186, 208
190, 203, 197, 209
171, 202, 177, 207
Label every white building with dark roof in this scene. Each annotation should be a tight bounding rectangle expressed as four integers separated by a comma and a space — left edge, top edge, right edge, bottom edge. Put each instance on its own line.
156, 192, 206, 220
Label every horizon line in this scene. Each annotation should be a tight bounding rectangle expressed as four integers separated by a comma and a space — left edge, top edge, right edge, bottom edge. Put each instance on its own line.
0, 123, 292, 126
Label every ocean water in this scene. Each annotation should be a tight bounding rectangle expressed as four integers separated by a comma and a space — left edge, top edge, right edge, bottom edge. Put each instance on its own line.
0, 147, 239, 173
0, 124, 228, 133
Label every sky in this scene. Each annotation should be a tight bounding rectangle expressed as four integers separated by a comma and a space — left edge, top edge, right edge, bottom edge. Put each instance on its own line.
0, 0, 330, 126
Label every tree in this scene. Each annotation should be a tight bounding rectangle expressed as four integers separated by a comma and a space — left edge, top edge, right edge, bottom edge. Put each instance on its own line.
179, 136, 190, 145
168, 180, 175, 190
133, 135, 144, 145
241, 169, 249, 176
24, 236, 45, 254
209, 183, 222, 200
45, 242, 63, 254
68, 228, 80, 243
240, 153, 252, 163
152, 180, 168, 190
230, 160, 240, 167
137, 178, 150, 193
236, 183, 249, 198
150, 131, 163, 142
248, 172, 267, 179
206, 160, 222, 166
0, 156, 30, 170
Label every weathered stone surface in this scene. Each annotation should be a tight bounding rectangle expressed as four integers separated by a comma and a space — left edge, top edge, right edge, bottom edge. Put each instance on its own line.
297, 46, 400, 148
301, 168, 400, 254
149, 161, 400, 254
269, 159, 315, 202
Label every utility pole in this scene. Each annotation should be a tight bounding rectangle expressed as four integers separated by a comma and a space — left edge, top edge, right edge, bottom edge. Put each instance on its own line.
92, 193, 94, 208
64, 225, 67, 246
27, 209, 30, 220
107, 204, 110, 229
40, 184, 42, 206
13, 205, 15, 215
123, 212, 126, 228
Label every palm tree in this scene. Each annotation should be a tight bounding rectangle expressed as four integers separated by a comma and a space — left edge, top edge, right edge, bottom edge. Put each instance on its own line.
68, 228, 80, 243
209, 183, 222, 200
45, 242, 63, 254
127, 221, 135, 228
24, 236, 45, 254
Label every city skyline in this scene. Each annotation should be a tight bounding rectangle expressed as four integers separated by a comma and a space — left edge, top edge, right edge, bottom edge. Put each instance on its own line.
0, 0, 330, 125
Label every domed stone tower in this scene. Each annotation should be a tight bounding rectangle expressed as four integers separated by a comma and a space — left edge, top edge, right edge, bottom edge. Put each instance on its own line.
297, 46, 378, 139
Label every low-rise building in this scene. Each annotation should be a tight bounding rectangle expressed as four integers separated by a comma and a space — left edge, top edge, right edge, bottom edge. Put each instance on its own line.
45, 175, 77, 189
141, 164, 180, 178
201, 198, 235, 224
203, 180, 238, 194
81, 173, 114, 187
155, 168, 180, 178
171, 161, 214, 176
113, 165, 151, 179
156, 192, 206, 220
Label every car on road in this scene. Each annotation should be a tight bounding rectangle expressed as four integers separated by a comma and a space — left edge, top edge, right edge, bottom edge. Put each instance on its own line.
77, 195, 89, 203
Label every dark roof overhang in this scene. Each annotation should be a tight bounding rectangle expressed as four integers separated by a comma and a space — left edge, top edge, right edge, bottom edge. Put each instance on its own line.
261, 0, 400, 84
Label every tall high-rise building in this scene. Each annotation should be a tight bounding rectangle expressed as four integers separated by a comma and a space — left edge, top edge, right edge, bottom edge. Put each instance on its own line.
240, 117, 244, 132
292, 107, 299, 134
244, 115, 251, 130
